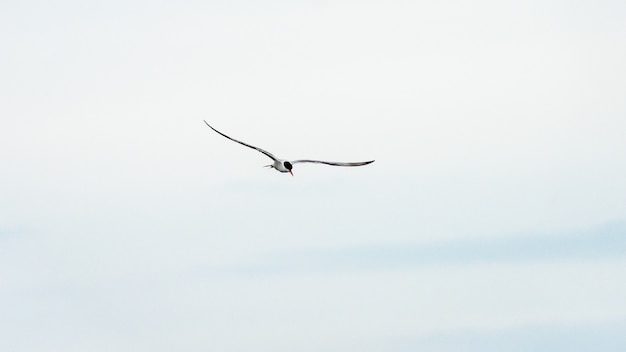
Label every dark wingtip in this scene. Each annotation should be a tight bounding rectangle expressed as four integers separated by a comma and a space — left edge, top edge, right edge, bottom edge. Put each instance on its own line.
203, 120, 218, 132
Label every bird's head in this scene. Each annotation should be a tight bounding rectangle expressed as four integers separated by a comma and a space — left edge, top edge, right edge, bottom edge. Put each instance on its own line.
284, 161, 293, 176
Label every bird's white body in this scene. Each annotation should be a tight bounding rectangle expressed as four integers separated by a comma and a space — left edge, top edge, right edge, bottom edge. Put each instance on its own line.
268, 160, 291, 173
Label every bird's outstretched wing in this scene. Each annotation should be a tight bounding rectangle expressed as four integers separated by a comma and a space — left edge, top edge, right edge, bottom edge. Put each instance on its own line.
291, 159, 375, 167
203, 120, 277, 161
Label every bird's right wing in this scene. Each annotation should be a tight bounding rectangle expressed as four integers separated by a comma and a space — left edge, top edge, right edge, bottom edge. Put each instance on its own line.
291, 159, 375, 167
203, 120, 277, 161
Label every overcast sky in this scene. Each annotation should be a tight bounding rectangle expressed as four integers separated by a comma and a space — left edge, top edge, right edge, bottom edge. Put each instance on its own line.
1, 0, 626, 351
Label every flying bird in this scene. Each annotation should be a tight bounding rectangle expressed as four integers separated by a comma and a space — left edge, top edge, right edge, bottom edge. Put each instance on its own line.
203, 120, 374, 175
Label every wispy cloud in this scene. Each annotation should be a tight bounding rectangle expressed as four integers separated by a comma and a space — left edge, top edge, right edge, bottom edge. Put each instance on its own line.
221, 223, 626, 275
362, 320, 626, 352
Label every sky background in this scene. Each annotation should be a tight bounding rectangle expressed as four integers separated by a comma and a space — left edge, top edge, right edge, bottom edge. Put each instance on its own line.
1, 0, 626, 351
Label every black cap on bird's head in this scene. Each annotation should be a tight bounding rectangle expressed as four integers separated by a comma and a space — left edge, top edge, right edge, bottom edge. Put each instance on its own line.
284, 161, 293, 175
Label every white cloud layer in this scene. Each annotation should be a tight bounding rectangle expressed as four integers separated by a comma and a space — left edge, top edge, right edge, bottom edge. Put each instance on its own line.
1, 0, 625, 351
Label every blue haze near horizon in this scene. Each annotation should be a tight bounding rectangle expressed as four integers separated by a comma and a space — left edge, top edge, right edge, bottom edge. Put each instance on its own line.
221, 222, 626, 275
1, 0, 626, 351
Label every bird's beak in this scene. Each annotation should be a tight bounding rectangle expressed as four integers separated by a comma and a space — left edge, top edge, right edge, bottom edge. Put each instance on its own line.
289, 170, 293, 176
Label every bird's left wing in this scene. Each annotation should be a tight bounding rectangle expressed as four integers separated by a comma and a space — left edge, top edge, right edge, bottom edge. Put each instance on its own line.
203, 120, 277, 161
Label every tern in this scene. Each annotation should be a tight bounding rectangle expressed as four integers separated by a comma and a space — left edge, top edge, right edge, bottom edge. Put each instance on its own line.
203, 120, 374, 175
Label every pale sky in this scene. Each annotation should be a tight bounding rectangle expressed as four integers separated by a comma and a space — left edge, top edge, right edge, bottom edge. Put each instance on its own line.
1, 0, 626, 351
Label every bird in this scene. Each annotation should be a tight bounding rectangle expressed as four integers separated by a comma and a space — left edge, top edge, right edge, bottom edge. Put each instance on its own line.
203, 120, 374, 175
